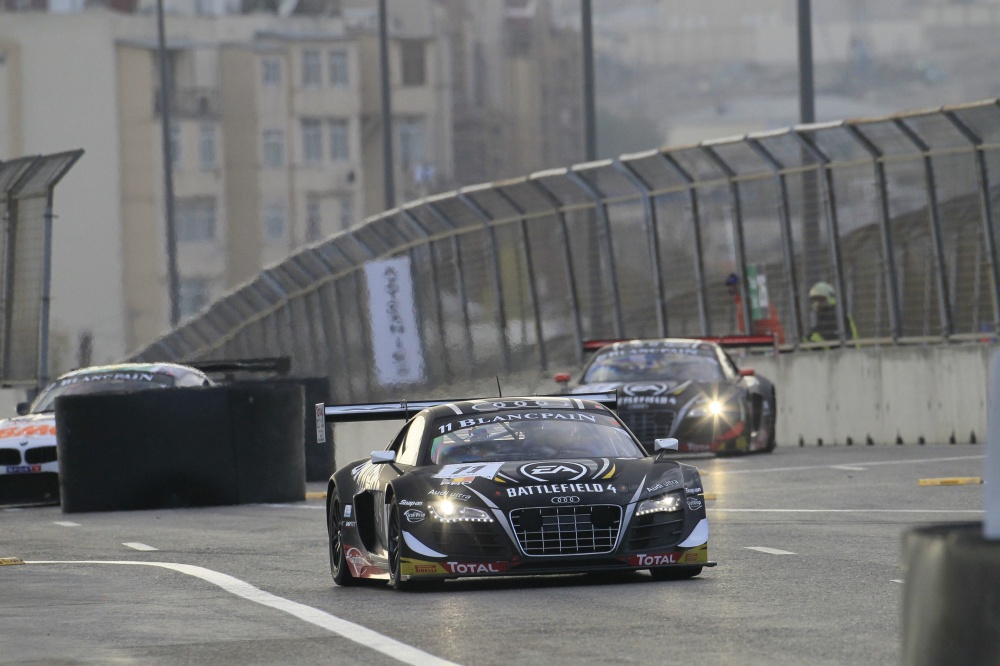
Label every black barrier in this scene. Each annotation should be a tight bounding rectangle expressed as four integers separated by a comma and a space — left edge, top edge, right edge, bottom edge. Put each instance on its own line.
56, 384, 305, 513
236, 377, 332, 482
901, 522, 1000, 665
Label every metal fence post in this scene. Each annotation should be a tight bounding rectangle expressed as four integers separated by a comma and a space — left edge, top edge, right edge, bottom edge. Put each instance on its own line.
614, 159, 668, 337
661, 152, 710, 336
747, 137, 805, 345
894, 118, 954, 338
943, 109, 1000, 333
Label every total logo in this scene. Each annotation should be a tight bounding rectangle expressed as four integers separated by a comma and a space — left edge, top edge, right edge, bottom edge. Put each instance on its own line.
632, 553, 679, 566
446, 561, 509, 574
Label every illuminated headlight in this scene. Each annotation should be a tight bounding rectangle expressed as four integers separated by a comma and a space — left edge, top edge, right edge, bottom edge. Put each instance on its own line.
688, 397, 735, 418
428, 500, 494, 523
636, 492, 683, 516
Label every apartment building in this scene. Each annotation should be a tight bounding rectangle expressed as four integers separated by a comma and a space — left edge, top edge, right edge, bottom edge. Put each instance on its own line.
0, 5, 450, 367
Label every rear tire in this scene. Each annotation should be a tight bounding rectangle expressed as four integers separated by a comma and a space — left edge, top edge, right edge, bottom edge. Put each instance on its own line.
650, 566, 703, 581
328, 490, 358, 586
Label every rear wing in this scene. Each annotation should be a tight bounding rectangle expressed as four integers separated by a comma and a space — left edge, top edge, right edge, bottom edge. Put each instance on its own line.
314, 392, 618, 444
187, 357, 292, 380
582, 335, 777, 353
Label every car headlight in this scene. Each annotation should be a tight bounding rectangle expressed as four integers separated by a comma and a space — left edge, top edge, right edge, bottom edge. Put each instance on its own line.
687, 396, 737, 419
636, 492, 683, 516
428, 500, 494, 523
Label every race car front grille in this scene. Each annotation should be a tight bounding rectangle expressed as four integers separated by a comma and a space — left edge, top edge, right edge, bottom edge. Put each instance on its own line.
0, 449, 21, 465
626, 510, 686, 551
510, 505, 622, 556
618, 409, 675, 448
427, 521, 508, 558
24, 446, 57, 464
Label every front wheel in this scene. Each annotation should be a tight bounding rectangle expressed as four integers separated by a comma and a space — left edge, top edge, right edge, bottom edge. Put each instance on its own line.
650, 566, 703, 581
387, 497, 410, 590
328, 490, 358, 586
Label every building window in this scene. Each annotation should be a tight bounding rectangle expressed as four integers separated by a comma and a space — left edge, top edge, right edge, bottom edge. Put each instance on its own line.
400, 40, 426, 86
306, 196, 322, 242
263, 130, 284, 168
176, 197, 216, 242
328, 50, 348, 87
338, 194, 354, 231
302, 119, 323, 163
262, 57, 281, 87
179, 277, 211, 318
302, 49, 321, 87
397, 117, 425, 169
168, 125, 181, 170
199, 124, 216, 170
264, 202, 286, 240
328, 119, 349, 161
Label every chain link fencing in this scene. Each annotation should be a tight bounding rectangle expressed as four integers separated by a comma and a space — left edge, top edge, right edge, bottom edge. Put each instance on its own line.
130, 100, 1000, 403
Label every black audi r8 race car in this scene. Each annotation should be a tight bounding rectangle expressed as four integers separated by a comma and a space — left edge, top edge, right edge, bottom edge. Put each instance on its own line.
319, 393, 713, 590
555, 337, 776, 455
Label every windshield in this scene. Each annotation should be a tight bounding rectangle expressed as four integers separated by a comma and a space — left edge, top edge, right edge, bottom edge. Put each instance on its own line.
429, 411, 644, 465
31, 371, 176, 413
583, 348, 725, 383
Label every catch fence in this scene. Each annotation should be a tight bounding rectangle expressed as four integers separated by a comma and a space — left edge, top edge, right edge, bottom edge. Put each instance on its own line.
131, 100, 1000, 403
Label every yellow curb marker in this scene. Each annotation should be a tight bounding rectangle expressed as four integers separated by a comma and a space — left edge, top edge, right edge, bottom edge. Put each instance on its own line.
305, 491, 328, 500
918, 477, 983, 487
0, 557, 25, 566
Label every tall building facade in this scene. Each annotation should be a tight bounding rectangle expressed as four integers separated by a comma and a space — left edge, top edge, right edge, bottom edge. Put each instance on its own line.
0, 5, 451, 367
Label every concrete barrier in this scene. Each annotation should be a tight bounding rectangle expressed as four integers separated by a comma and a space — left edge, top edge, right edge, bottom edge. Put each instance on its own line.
56, 384, 305, 513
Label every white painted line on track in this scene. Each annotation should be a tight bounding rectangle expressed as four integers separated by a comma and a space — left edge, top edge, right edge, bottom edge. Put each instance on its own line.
24, 560, 463, 666
53, 521, 80, 527
745, 547, 796, 555
123, 542, 158, 551
715, 454, 984, 475
711, 509, 983, 513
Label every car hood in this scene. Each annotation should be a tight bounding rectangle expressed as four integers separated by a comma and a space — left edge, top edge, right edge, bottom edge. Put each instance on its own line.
572, 380, 737, 409
403, 456, 686, 508
0, 412, 57, 445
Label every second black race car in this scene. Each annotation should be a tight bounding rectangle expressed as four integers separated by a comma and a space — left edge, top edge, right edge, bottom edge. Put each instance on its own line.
556, 338, 777, 455
319, 393, 713, 590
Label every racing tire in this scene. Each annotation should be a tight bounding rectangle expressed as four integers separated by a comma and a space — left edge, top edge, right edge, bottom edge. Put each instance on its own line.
649, 566, 703, 581
328, 490, 359, 587
387, 497, 411, 591
762, 390, 777, 453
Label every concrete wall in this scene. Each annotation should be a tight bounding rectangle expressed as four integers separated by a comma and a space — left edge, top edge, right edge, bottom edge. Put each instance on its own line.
329, 343, 993, 471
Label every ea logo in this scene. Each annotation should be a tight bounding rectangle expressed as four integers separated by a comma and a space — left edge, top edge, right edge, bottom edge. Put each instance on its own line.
519, 461, 589, 482
623, 382, 671, 396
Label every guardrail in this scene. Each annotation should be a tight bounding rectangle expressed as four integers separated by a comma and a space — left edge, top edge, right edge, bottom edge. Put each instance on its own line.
130, 99, 1000, 404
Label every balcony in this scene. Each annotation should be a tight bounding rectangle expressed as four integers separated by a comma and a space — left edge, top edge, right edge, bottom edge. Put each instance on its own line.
154, 88, 220, 120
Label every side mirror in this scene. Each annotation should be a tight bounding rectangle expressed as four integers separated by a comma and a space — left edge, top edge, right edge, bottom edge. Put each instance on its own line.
16, 402, 29, 416
738, 368, 755, 377
370, 450, 396, 464
554, 372, 571, 385
653, 437, 679, 452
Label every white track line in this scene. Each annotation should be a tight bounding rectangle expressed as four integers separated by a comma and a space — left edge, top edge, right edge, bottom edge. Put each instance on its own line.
122, 543, 158, 551
717, 454, 984, 475
711, 509, 983, 513
745, 547, 796, 555
24, 560, 462, 666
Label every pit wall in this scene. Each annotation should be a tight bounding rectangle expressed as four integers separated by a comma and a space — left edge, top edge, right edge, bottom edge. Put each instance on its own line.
745, 343, 992, 447
331, 343, 992, 470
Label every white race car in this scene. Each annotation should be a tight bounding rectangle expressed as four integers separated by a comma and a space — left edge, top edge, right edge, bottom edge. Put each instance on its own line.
0, 362, 214, 504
